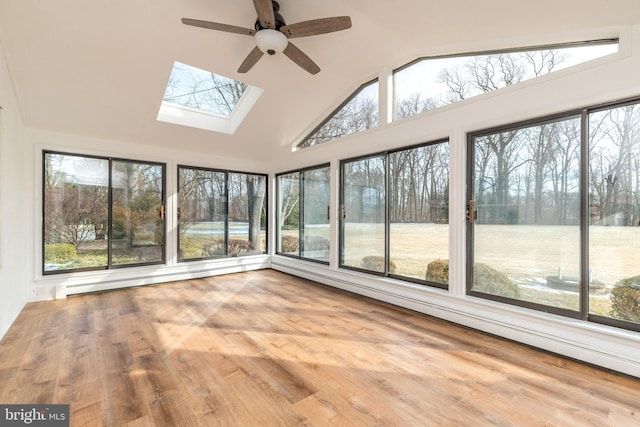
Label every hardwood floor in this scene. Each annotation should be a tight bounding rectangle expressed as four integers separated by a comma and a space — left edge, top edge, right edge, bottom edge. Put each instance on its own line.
1, 270, 639, 426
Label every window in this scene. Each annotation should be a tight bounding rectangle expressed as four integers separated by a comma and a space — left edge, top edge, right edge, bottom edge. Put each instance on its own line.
277, 171, 300, 257
394, 40, 618, 120
468, 115, 582, 313
298, 80, 379, 149
340, 141, 450, 287
178, 166, 267, 260
228, 172, 267, 256
589, 101, 640, 327
177, 167, 227, 260
277, 165, 330, 263
157, 61, 263, 134
467, 97, 640, 331
341, 155, 386, 272
390, 144, 450, 284
43, 152, 165, 273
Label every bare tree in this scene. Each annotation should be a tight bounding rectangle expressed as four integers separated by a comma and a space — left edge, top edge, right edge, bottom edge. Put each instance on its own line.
163, 64, 247, 115
301, 84, 379, 148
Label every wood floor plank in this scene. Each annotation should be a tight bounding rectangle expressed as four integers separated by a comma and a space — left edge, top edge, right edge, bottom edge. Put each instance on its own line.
0, 269, 639, 426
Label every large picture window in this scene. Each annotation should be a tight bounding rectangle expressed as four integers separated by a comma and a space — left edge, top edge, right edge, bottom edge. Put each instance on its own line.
276, 165, 330, 263
340, 141, 450, 287
178, 166, 267, 260
468, 116, 582, 313
467, 97, 640, 331
43, 152, 165, 273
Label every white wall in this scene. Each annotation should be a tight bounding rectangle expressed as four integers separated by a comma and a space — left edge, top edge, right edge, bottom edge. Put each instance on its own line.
270, 25, 640, 377
0, 40, 27, 339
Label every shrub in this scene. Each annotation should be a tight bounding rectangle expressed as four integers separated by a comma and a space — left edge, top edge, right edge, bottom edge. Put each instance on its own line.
228, 239, 255, 256
361, 255, 396, 273
425, 259, 519, 297
610, 275, 640, 322
280, 235, 299, 253
304, 235, 330, 252
202, 241, 225, 257
474, 263, 520, 299
44, 243, 77, 263
425, 259, 449, 284
201, 239, 256, 257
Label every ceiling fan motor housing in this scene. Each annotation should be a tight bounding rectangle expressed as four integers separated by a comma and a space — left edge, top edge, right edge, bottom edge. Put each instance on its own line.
254, 1, 286, 32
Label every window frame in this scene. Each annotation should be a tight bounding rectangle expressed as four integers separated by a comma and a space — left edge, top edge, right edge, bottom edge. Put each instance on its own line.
42, 150, 167, 275
339, 139, 450, 289
177, 164, 268, 262
465, 96, 640, 333
297, 79, 379, 149
276, 163, 331, 265
393, 38, 619, 121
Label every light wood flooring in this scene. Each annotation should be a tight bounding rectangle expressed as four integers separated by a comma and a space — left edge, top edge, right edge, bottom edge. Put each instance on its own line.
1, 269, 639, 426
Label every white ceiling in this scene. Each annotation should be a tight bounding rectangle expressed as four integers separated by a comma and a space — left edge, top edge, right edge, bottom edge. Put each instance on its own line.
1, 0, 640, 163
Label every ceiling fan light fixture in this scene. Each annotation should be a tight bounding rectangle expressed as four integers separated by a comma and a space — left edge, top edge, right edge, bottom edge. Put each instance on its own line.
255, 29, 288, 55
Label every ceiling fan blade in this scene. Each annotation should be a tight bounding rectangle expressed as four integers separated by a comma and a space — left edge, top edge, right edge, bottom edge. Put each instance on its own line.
182, 18, 255, 36
238, 46, 264, 73
280, 16, 352, 38
253, 0, 276, 29
283, 42, 320, 75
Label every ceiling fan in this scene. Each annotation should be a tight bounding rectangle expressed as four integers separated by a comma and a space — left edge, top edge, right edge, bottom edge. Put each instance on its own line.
182, 0, 352, 75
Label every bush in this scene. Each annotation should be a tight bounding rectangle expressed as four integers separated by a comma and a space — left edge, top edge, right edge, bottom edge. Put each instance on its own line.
44, 243, 77, 263
610, 275, 640, 322
202, 241, 225, 257
474, 263, 520, 299
304, 235, 330, 252
361, 255, 396, 273
426, 259, 519, 298
425, 259, 449, 284
201, 239, 256, 257
280, 235, 299, 253
228, 239, 255, 256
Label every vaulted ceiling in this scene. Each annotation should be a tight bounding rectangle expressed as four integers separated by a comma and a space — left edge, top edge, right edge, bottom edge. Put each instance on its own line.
1, 0, 639, 163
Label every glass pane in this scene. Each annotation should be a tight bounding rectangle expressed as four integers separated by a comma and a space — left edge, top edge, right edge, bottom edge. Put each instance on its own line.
472, 117, 581, 310
341, 156, 386, 272
390, 143, 449, 284
111, 161, 164, 265
299, 80, 379, 148
277, 172, 300, 256
163, 61, 248, 117
228, 173, 267, 256
178, 167, 227, 260
43, 153, 109, 272
302, 167, 330, 262
395, 42, 618, 120
589, 103, 640, 324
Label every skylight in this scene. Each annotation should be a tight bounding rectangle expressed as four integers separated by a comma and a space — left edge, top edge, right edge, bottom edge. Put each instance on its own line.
157, 61, 262, 134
